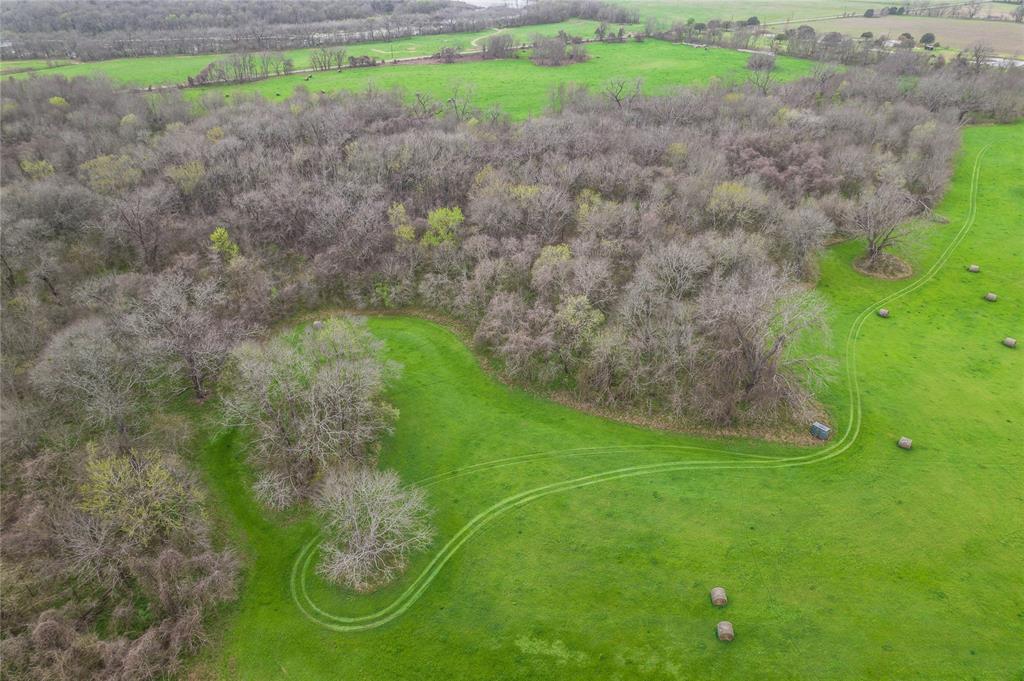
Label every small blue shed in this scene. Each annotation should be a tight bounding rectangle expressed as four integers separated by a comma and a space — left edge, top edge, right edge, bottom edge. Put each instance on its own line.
810, 422, 832, 440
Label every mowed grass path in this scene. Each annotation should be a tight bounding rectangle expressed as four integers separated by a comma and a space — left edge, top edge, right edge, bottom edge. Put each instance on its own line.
205, 42, 813, 119
194, 123, 1022, 679
0, 20, 616, 87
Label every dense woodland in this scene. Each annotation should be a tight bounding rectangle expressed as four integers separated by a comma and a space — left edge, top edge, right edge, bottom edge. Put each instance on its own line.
0, 0, 637, 60
2, 46, 1023, 679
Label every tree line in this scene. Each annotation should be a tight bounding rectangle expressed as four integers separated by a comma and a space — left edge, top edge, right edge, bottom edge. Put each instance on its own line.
1, 0, 637, 62
2, 52, 1022, 678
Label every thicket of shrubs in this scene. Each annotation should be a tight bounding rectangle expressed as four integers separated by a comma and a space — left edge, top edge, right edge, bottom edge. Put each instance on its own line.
2, 51, 1022, 678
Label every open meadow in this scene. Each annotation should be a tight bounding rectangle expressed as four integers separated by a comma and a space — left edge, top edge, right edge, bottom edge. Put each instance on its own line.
610, 0, 884, 25
203, 42, 814, 119
1, 19, 624, 87
800, 14, 1024, 54
194, 123, 1023, 680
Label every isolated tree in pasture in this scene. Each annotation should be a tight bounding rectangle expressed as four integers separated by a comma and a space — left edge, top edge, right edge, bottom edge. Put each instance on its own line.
315, 467, 433, 591
847, 183, 916, 263
223, 317, 398, 508
435, 45, 461, 63
483, 33, 516, 59
332, 48, 348, 70
531, 36, 569, 65
310, 47, 343, 72
29, 317, 147, 439
126, 270, 243, 399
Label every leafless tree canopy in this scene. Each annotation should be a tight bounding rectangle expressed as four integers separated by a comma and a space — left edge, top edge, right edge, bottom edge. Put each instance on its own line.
223, 317, 399, 508
315, 467, 434, 591
2, 44, 1022, 676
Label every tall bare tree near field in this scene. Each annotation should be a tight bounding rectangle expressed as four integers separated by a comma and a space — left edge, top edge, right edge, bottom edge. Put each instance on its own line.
847, 183, 916, 263
315, 467, 433, 591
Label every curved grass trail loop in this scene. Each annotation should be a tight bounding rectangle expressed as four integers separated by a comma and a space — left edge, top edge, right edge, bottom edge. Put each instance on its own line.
291, 145, 990, 632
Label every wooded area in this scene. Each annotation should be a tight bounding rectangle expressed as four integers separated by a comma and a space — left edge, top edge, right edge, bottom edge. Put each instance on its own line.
2, 34, 1023, 679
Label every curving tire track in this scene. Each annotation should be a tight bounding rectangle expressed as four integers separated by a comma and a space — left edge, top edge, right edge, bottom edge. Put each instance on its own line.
291, 146, 990, 632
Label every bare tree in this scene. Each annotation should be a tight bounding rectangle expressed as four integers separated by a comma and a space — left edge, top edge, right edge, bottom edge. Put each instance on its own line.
694, 265, 829, 424
603, 78, 644, 109
29, 317, 148, 440
965, 41, 993, 71
315, 467, 434, 591
846, 183, 917, 263
482, 33, 516, 59
126, 271, 244, 399
746, 52, 777, 95
222, 317, 398, 506
107, 185, 176, 271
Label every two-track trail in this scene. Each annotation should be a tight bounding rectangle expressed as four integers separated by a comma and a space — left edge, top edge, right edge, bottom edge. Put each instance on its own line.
290, 145, 990, 632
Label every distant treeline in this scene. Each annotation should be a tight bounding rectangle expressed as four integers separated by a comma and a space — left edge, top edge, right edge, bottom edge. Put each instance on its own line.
0, 0, 638, 61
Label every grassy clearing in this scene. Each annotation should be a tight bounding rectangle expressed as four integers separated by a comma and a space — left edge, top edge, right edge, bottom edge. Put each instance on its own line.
0, 58, 73, 75
202, 42, 814, 119
0, 20, 620, 88
193, 123, 1022, 679
799, 15, 1024, 54
610, 0, 882, 25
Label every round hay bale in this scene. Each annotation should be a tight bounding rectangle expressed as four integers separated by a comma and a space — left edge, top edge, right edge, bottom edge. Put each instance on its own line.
878, 308, 890, 318
312, 320, 324, 330
967, 264, 980, 273
898, 436, 913, 450
985, 293, 998, 302
1003, 337, 1017, 349
710, 587, 728, 606
717, 621, 735, 641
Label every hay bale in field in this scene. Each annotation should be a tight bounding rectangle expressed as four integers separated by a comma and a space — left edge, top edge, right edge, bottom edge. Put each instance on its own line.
717, 621, 734, 641
898, 437, 913, 450
1003, 337, 1017, 349
968, 264, 980, 273
985, 293, 998, 302
312, 320, 324, 330
878, 308, 890, 318
710, 587, 728, 606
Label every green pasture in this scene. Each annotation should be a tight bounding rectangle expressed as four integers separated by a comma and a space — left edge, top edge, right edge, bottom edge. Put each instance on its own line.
0, 58, 73, 75
201, 41, 813, 119
0, 20, 619, 88
611, 0, 883, 26
193, 123, 1023, 679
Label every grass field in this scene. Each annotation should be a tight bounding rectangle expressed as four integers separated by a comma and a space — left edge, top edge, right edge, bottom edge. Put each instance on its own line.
611, 0, 883, 25
800, 14, 1024, 53
202, 42, 814, 119
193, 122, 1023, 679
0, 59, 72, 75
0, 20, 622, 88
